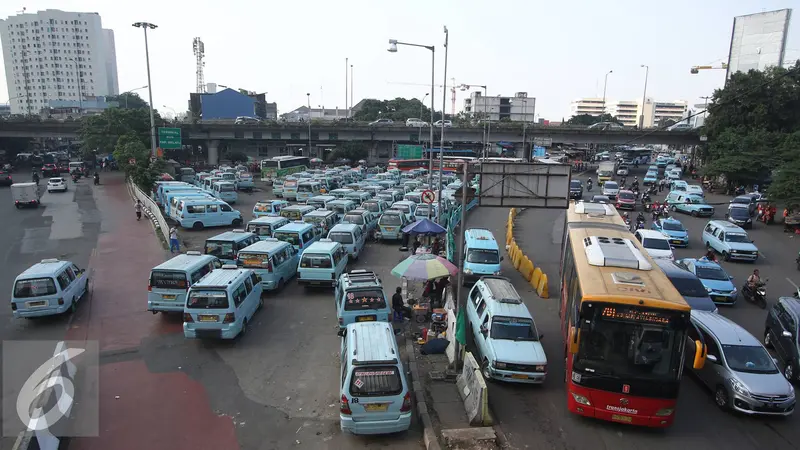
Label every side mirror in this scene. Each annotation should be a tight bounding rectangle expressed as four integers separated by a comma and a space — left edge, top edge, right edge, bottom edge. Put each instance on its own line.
782, 330, 792, 338
568, 326, 580, 354
706, 354, 718, 364
480, 325, 488, 335
337, 329, 346, 337
692, 339, 707, 370
539, 333, 544, 340
500, 256, 504, 262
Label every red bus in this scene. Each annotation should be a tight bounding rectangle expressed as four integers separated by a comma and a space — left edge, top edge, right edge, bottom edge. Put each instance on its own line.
559, 202, 706, 427
388, 157, 477, 173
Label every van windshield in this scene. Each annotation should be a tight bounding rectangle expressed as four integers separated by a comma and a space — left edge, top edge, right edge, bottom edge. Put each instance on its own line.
238, 252, 271, 270
331, 205, 349, 215
307, 200, 325, 209
300, 253, 332, 268
205, 241, 235, 260
274, 231, 301, 246
298, 184, 316, 193
392, 205, 410, 213
187, 290, 229, 309
725, 233, 751, 243
467, 249, 499, 264
150, 271, 188, 289
329, 232, 354, 244
491, 317, 539, 341
343, 289, 387, 311
219, 184, 235, 192
14, 278, 57, 298
349, 366, 402, 397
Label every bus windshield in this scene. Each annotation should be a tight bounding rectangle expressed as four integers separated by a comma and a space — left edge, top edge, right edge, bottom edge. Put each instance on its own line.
575, 304, 684, 382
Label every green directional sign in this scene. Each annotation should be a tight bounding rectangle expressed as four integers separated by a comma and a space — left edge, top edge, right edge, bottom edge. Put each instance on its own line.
158, 127, 182, 149
397, 144, 423, 159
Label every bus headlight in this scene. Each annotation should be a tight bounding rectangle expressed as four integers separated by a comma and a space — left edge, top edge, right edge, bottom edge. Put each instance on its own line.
571, 392, 591, 406
464, 269, 473, 275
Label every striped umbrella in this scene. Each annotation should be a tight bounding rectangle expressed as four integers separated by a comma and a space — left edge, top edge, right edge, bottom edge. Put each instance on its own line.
391, 253, 458, 281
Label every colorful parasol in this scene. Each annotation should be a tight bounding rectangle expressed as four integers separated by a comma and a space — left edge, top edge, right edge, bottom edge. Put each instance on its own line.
391, 253, 458, 281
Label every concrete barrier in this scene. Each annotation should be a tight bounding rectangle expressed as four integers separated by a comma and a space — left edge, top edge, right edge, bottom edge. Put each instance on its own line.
506, 208, 551, 300
456, 352, 492, 426
537, 273, 550, 298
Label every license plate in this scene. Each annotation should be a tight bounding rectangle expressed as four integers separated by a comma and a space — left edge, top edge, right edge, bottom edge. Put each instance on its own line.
162, 294, 176, 300
611, 414, 632, 423
357, 315, 376, 322
198, 315, 218, 322
512, 374, 529, 380
27, 300, 47, 308
385, 228, 395, 231
671, 240, 682, 244
364, 403, 388, 412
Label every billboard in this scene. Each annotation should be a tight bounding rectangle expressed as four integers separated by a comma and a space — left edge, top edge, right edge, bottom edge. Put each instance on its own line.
727, 9, 792, 79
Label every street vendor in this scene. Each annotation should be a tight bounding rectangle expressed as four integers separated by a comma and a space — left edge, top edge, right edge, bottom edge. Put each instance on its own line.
431, 237, 442, 256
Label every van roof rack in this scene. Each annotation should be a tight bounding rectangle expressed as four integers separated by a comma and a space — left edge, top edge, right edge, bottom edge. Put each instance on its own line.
185, 251, 202, 256
221, 264, 238, 270
40, 258, 60, 263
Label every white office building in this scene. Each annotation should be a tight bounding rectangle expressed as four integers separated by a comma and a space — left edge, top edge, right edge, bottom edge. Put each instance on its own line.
463, 91, 536, 122
0, 9, 119, 115
570, 98, 606, 117
571, 97, 688, 128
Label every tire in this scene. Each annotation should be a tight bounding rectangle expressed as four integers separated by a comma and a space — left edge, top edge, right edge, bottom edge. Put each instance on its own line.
722, 252, 730, 262
481, 358, 492, 381
277, 278, 285, 291
70, 298, 77, 314
671, 205, 677, 212
714, 385, 730, 410
258, 295, 264, 310
764, 329, 774, 348
193, 221, 204, 230
240, 318, 248, 337
232, 218, 243, 227
691, 211, 699, 217
705, 241, 711, 250
784, 362, 794, 381
15, 204, 20, 209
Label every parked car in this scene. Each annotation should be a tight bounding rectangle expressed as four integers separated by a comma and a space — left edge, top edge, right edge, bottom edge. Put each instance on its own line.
369, 119, 394, 127
675, 258, 737, 305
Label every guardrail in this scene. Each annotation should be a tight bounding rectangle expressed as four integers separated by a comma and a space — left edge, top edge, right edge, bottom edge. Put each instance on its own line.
127, 180, 171, 240
506, 208, 549, 298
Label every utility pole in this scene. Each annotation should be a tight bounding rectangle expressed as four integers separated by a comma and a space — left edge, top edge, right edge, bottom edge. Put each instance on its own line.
453, 161, 469, 368
437, 26, 449, 225
345, 57, 348, 120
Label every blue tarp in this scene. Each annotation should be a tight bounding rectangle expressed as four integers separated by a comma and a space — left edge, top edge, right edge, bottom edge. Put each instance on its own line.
402, 218, 446, 235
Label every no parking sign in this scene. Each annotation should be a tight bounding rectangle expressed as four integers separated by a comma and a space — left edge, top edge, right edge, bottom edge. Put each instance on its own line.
421, 190, 435, 204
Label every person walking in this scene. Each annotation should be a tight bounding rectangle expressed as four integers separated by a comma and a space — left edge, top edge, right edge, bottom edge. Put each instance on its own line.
135, 200, 142, 221
169, 227, 180, 253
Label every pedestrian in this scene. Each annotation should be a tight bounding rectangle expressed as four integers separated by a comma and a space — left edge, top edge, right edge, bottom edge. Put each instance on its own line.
392, 287, 412, 320
135, 200, 142, 221
431, 237, 442, 256
411, 237, 421, 256
169, 227, 180, 253
769, 204, 777, 225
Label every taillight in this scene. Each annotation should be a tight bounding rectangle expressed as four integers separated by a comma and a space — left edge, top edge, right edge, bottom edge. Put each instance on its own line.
400, 392, 412, 412
266, 261, 273, 272
11, 303, 17, 311
148, 283, 152, 292
222, 313, 236, 324
331, 272, 336, 280
183, 313, 193, 322
340, 395, 352, 415
57, 298, 64, 305
338, 317, 344, 325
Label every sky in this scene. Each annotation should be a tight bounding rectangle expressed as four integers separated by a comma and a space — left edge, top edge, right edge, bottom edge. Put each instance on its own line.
1, 0, 798, 120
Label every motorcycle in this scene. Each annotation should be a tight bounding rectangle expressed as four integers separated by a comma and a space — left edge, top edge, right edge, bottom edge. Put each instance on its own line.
71, 173, 79, 182
93, 173, 100, 186
32, 173, 39, 185
624, 217, 631, 229
742, 280, 768, 309
587, 181, 593, 192
643, 203, 652, 213
734, 185, 746, 196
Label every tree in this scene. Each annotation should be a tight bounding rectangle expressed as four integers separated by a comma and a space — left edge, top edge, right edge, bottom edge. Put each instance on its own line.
327, 142, 368, 163
113, 137, 166, 192
78, 107, 163, 158
107, 92, 149, 109
767, 158, 800, 209
566, 113, 622, 126
352, 98, 442, 122
0, 137, 33, 160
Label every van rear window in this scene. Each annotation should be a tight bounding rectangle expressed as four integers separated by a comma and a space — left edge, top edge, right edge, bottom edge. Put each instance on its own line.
187, 290, 229, 309
344, 289, 387, 311
329, 232, 354, 244
205, 241, 235, 260
238, 252, 271, 270
349, 366, 402, 397
300, 253, 332, 268
150, 271, 188, 289
14, 278, 57, 298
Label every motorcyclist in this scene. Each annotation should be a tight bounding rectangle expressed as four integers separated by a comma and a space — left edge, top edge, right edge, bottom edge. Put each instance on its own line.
32, 171, 39, 184
636, 211, 646, 225
701, 250, 718, 262
747, 269, 761, 290
586, 179, 593, 191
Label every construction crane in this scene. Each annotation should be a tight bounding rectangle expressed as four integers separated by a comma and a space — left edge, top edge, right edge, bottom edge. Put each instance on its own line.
386, 80, 458, 115
690, 63, 728, 74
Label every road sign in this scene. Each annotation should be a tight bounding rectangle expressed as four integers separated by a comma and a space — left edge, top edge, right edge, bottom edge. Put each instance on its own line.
397, 145, 423, 159
533, 137, 552, 147
128, 158, 136, 165
158, 127, 182, 149
700, 135, 708, 142
421, 190, 435, 204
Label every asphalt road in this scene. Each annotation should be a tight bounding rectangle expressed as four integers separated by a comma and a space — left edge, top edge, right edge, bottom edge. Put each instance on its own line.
466, 166, 800, 450
0, 173, 101, 449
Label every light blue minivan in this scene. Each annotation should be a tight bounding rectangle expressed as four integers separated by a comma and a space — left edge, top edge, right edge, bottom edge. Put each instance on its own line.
166, 191, 213, 219
176, 199, 243, 230
297, 239, 349, 288
252, 199, 289, 219
204, 230, 260, 265
237, 239, 299, 291
246, 216, 290, 240
183, 265, 263, 339
273, 221, 322, 253
463, 228, 503, 285
303, 209, 339, 234
328, 223, 365, 262
338, 321, 412, 435
702, 220, 759, 262
212, 181, 239, 204
326, 199, 357, 222
157, 183, 199, 207
335, 270, 390, 329
376, 210, 408, 242
155, 181, 193, 205
306, 195, 337, 210
12, 258, 89, 318
147, 252, 221, 313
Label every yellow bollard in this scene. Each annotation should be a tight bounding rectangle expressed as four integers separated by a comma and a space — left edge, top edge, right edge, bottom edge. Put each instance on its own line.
506, 231, 513, 246
513, 251, 522, 270
537, 274, 550, 298
521, 259, 533, 281
532, 267, 542, 287
526, 256, 534, 270
529, 274, 538, 289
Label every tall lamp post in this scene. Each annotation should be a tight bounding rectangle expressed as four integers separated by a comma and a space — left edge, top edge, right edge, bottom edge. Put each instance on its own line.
601, 70, 613, 119
639, 65, 649, 129
419, 93, 429, 143
306, 93, 312, 157
121, 85, 148, 108
388, 38, 435, 188
437, 26, 449, 224
132, 21, 158, 158
345, 57, 349, 121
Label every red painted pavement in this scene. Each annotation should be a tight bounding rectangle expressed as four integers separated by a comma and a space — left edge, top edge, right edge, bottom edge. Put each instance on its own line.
67, 174, 239, 450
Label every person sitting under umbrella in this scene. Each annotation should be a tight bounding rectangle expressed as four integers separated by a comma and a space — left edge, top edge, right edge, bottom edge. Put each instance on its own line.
431, 237, 442, 256
392, 287, 412, 320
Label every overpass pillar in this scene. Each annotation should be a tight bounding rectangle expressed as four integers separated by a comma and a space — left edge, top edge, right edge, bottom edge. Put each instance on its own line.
207, 140, 220, 166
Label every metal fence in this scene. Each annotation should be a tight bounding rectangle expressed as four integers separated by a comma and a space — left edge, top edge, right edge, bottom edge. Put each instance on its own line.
127, 180, 171, 239
445, 198, 479, 262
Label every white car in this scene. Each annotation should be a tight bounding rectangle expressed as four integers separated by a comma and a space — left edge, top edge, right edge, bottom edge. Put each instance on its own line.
616, 166, 629, 176
47, 177, 67, 193
433, 120, 453, 128
602, 181, 620, 200
405, 118, 429, 127
634, 229, 675, 260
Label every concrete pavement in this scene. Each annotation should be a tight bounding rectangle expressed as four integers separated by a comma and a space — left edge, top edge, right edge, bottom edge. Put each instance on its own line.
474, 167, 800, 450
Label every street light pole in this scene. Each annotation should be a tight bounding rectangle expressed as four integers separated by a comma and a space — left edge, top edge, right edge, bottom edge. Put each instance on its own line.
350, 64, 354, 116
602, 70, 613, 119
345, 57, 348, 121
121, 85, 148, 108
388, 39, 435, 188
307, 93, 312, 157
639, 65, 649, 129
437, 26, 449, 225
419, 93, 429, 143
133, 21, 159, 159
522, 98, 527, 159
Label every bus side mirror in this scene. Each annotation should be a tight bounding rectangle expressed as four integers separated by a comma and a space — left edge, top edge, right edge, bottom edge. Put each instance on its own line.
568, 326, 580, 354
692, 339, 706, 370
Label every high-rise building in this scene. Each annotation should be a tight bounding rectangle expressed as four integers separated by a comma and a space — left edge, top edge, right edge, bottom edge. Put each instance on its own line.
463, 91, 536, 122
570, 97, 688, 128
0, 9, 119, 115
570, 98, 606, 117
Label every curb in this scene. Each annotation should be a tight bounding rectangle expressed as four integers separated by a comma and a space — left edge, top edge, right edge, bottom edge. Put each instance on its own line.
405, 339, 442, 450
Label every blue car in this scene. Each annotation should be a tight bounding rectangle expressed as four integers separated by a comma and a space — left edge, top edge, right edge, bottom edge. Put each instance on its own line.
676, 258, 738, 305
644, 173, 658, 186
651, 217, 689, 247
